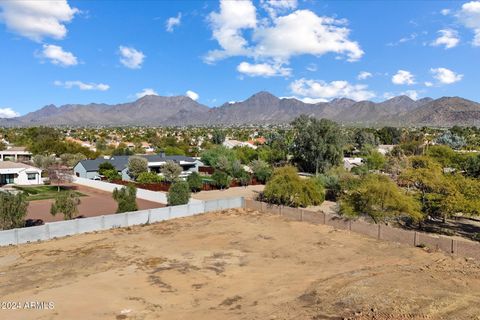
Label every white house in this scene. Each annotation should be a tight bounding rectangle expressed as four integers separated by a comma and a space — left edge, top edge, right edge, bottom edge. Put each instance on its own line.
0, 161, 43, 185
343, 157, 364, 171
222, 139, 257, 149
74, 154, 202, 181
0, 146, 33, 162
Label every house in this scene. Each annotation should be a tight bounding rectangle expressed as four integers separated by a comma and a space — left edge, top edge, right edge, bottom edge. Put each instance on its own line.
0, 146, 33, 162
377, 145, 395, 155
222, 139, 257, 149
0, 161, 43, 185
343, 157, 364, 171
74, 153, 202, 181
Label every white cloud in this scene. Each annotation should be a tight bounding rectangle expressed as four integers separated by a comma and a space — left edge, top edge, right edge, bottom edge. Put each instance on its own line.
166, 13, 181, 32
118, 46, 145, 69
458, 1, 480, 46
290, 78, 375, 101
205, 0, 257, 63
237, 61, 291, 77
0, 107, 20, 118
402, 90, 419, 100
383, 90, 419, 100
357, 71, 372, 80
430, 67, 463, 84
441, 9, 451, 16
205, 0, 363, 70
54, 80, 109, 91
38, 44, 78, 66
135, 88, 158, 99
186, 90, 199, 101
261, 0, 297, 18
280, 96, 327, 103
424, 81, 433, 87
306, 63, 317, 72
387, 33, 417, 46
392, 70, 415, 85
431, 29, 459, 49
253, 10, 363, 62
0, 0, 78, 42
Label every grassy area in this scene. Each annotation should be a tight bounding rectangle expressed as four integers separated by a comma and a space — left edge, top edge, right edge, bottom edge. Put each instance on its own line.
13, 186, 86, 201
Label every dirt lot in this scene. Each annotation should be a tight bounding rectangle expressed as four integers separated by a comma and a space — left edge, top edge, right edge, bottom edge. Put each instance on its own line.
191, 184, 265, 200
1, 209, 479, 320
26, 184, 164, 222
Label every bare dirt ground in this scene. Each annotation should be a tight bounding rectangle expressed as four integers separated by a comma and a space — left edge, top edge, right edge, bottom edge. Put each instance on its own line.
1, 209, 480, 320
191, 184, 265, 200
26, 184, 164, 222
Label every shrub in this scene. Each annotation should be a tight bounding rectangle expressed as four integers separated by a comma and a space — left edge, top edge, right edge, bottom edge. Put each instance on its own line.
339, 174, 422, 223
137, 171, 163, 184
250, 159, 272, 183
167, 181, 191, 206
187, 172, 203, 192
113, 185, 138, 213
50, 191, 80, 220
128, 156, 148, 180
236, 169, 251, 186
161, 161, 182, 182
0, 192, 28, 230
98, 162, 115, 175
103, 169, 121, 181
212, 171, 231, 190
262, 166, 324, 208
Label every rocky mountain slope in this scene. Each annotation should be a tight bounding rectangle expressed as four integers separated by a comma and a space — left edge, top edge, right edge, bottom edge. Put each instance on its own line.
1, 92, 479, 127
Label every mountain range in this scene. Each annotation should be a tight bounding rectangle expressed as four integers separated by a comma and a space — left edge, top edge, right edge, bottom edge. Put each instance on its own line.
2, 91, 480, 127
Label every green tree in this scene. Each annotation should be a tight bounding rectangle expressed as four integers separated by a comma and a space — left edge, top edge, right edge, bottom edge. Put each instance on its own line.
291, 115, 343, 175
128, 156, 148, 180
250, 159, 272, 183
33, 154, 55, 170
339, 174, 422, 223
98, 162, 115, 175
364, 150, 386, 170
354, 129, 378, 150
113, 185, 138, 213
137, 171, 163, 183
200, 146, 236, 168
436, 131, 466, 150
50, 191, 81, 220
103, 169, 121, 181
0, 192, 28, 230
426, 145, 457, 168
464, 154, 480, 178
377, 126, 402, 145
187, 172, 203, 192
212, 171, 231, 190
262, 166, 324, 208
167, 181, 191, 206
164, 146, 186, 156
211, 129, 226, 144
161, 160, 183, 182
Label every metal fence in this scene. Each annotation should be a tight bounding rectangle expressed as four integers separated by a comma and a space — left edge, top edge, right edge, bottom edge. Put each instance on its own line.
0, 197, 244, 247
244, 199, 480, 261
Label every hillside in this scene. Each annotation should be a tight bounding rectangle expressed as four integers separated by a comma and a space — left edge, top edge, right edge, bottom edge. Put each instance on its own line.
1, 92, 479, 127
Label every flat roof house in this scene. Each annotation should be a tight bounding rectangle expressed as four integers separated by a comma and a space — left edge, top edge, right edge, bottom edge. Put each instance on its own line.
74, 154, 202, 181
0, 161, 43, 186
0, 146, 33, 162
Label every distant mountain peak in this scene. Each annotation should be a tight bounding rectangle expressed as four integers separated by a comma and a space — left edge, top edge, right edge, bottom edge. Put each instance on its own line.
1, 94, 478, 127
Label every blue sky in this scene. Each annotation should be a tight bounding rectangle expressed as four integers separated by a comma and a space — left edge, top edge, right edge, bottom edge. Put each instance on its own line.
0, 0, 479, 117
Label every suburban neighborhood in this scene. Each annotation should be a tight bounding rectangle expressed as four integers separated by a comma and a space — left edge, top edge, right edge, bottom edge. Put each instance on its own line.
1, 0, 480, 319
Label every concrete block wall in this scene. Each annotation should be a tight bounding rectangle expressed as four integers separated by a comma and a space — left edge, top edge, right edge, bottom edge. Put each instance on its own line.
0, 197, 244, 247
